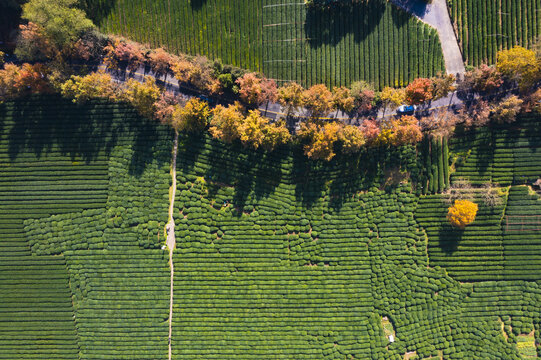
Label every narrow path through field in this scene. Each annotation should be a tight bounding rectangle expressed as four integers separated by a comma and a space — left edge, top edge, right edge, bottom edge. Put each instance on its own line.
166, 131, 179, 360
390, 0, 465, 76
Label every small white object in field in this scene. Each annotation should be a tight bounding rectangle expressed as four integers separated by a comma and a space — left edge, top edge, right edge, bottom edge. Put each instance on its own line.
389, 335, 395, 343
161, 245, 166, 250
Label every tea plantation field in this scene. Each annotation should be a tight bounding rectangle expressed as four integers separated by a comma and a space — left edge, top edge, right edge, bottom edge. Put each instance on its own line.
3, 97, 541, 358
449, 0, 541, 66
91, 0, 444, 88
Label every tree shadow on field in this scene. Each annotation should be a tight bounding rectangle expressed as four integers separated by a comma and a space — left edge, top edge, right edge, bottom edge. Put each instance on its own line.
189, 0, 208, 10
390, 3, 410, 28
304, 1, 384, 48
2, 95, 165, 176
437, 224, 463, 254
80, 0, 118, 26
176, 134, 288, 215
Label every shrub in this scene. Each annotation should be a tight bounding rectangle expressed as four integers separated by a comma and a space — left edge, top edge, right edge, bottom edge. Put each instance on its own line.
171, 98, 210, 133
61, 71, 117, 104
447, 199, 478, 229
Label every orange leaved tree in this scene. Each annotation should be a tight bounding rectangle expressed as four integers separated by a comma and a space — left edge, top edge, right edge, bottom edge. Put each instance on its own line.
447, 200, 478, 229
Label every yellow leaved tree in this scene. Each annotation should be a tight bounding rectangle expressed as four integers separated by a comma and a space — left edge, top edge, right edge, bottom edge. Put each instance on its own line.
447, 200, 478, 229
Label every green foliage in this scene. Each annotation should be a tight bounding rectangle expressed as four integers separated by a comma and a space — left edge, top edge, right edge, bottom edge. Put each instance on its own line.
95, 0, 444, 88
21, 0, 95, 51
2, 97, 541, 359
449, 0, 541, 66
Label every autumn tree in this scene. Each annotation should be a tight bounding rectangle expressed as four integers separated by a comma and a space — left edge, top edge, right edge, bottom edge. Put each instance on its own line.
20, 0, 94, 55
103, 38, 145, 73
490, 95, 523, 124
405, 77, 433, 105
431, 73, 456, 100
497, 46, 541, 92
260, 121, 291, 151
380, 87, 406, 113
0, 63, 51, 100
303, 84, 333, 118
170, 98, 210, 133
391, 115, 423, 146
447, 199, 478, 229
331, 86, 355, 113
121, 76, 161, 119
61, 71, 117, 104
148, 48, 174, 79
523, 88, 541, 113
236, 110, 267, 149
209, 103, 245, 143
189, 56, 222, 95
277, 82, 304, 116
70, 30, 107, 62
360, 119, 381, 145
154, 91, 184, 125
338, 125, 365, 154
14, 22, 52, 61
462, 64, 503, 94
236, 72, 277, 106
350, 81, 376, 114
298, 121, 342, 161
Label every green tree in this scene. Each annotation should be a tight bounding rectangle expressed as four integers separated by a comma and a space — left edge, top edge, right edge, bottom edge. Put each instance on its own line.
21, 0, 94, 53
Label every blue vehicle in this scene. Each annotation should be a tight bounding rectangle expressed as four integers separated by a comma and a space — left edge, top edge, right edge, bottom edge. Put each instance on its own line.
397, 105, 416, 115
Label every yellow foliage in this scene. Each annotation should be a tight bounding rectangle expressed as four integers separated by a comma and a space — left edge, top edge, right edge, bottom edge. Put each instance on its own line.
261, 121, 290, 152
380, 86, 406, 109
497, 46, 540, 91
237, 110, 267, 149
447, 200, 478, 229
60, 71, 116, 104
171, 98, 210, 133
338, 125, 365, 154
122, 76, 161, 119
299, 121, 342, 161
209, 103, 244, 143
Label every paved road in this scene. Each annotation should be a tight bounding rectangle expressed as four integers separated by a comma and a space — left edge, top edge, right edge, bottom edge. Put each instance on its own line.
102, 64, 464, 125
391, 0, 466, 77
